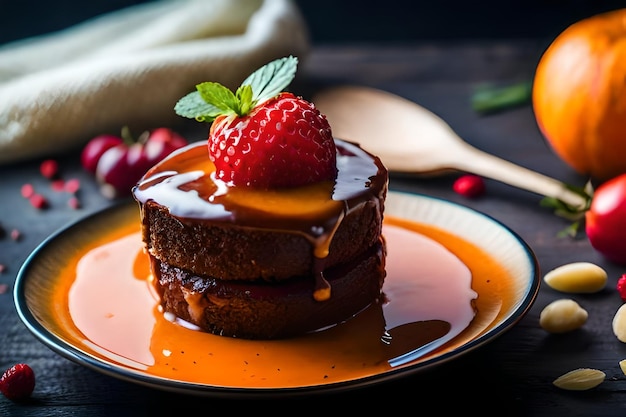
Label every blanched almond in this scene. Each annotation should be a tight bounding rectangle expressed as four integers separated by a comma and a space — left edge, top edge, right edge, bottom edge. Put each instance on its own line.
553, 368, 605, 390
543, 262, 607, 293
619, 359, 626, 375
539, 299, 587, 333
612, 303, 626, 342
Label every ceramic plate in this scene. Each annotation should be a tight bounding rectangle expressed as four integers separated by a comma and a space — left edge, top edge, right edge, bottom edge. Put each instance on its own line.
14, 191, 540, 398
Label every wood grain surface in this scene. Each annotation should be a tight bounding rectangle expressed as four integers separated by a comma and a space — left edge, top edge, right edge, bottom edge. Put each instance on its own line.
2, 41, 626, 416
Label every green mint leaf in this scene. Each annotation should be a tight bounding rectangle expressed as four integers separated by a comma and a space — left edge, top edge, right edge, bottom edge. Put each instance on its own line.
174, 55, 299, 122
242, 56, 298, 104
236, 84, 254, 115
174, 91, 223, 122
197, 82, 239, 113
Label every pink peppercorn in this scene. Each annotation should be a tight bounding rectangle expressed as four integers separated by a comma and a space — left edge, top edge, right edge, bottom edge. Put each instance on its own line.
40, 159, 59, 179
453, 174, 486, 198
51, 180, 65, 192
617, 274, 626, 301
20, 184, 34, 199
64, 178, 80, 194
67, 196, 81, 210
29, 194, 49, 210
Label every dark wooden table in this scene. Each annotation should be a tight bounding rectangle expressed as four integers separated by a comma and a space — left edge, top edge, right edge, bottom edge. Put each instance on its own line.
3, 41, 626, 415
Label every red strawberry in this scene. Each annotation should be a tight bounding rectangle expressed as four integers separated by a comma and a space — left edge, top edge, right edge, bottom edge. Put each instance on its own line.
0, 363, 35, 401
209, 92, 336, 187
175, 56, 337, 188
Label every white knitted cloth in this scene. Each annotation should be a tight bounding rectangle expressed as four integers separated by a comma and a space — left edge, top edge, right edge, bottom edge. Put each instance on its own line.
0, 0, 310, 164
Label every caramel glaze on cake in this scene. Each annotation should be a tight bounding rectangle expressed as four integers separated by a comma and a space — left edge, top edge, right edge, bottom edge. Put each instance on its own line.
132, 138, 388, 339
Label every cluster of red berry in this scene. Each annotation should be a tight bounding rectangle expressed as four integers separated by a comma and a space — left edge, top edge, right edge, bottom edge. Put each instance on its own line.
1, 158, 83, 401
1, 130, 187, 403
81, 127, 187, 198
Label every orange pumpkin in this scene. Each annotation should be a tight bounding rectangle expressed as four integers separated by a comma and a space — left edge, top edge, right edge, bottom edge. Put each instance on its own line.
532, 8, 626, 182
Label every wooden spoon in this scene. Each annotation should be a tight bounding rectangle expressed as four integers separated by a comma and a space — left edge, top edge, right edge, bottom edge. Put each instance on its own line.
313, 85, 587, 209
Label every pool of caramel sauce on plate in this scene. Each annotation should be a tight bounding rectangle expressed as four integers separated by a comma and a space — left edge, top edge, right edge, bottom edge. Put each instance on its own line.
51, 216, 515, 389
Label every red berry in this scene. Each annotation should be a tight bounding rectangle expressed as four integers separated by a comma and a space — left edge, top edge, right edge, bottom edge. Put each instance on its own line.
453, 174, 486, 198
209, 92, 337, 188
0, 363, 35, 401
40, 159, 59, 179
68, 196, 81, 209
51, 179, 65, 192
64, 178, 81, 194
95, 128, 187, 198
20, 183, 34, 198
617, 274, 626, 301
29, 194, 49, 209
81, 134, 123, 174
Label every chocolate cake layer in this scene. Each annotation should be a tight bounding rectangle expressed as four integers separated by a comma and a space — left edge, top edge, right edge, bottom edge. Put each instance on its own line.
153, 239, 386, 339
140, 197, 382, 281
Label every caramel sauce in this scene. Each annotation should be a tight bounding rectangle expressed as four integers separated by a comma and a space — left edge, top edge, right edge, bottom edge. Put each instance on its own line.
132, 140, 388, 301
50, 214, 515, 389
133, 140, 386, 234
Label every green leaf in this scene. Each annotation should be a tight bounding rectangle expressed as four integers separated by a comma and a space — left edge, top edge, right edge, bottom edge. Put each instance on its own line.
471, 81, 532, 114
236, 84, 254, 115
242, 56, 298, 104
174, 56, 299, 122
174, 91, 222, 122
557, 221, 581, 239
197, 82, 239, 113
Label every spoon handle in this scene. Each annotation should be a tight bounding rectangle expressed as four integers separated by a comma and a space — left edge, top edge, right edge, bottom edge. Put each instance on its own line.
451, 143, 588, 209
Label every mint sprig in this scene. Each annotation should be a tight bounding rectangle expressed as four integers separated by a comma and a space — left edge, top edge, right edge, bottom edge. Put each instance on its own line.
174, 56, 298, 123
